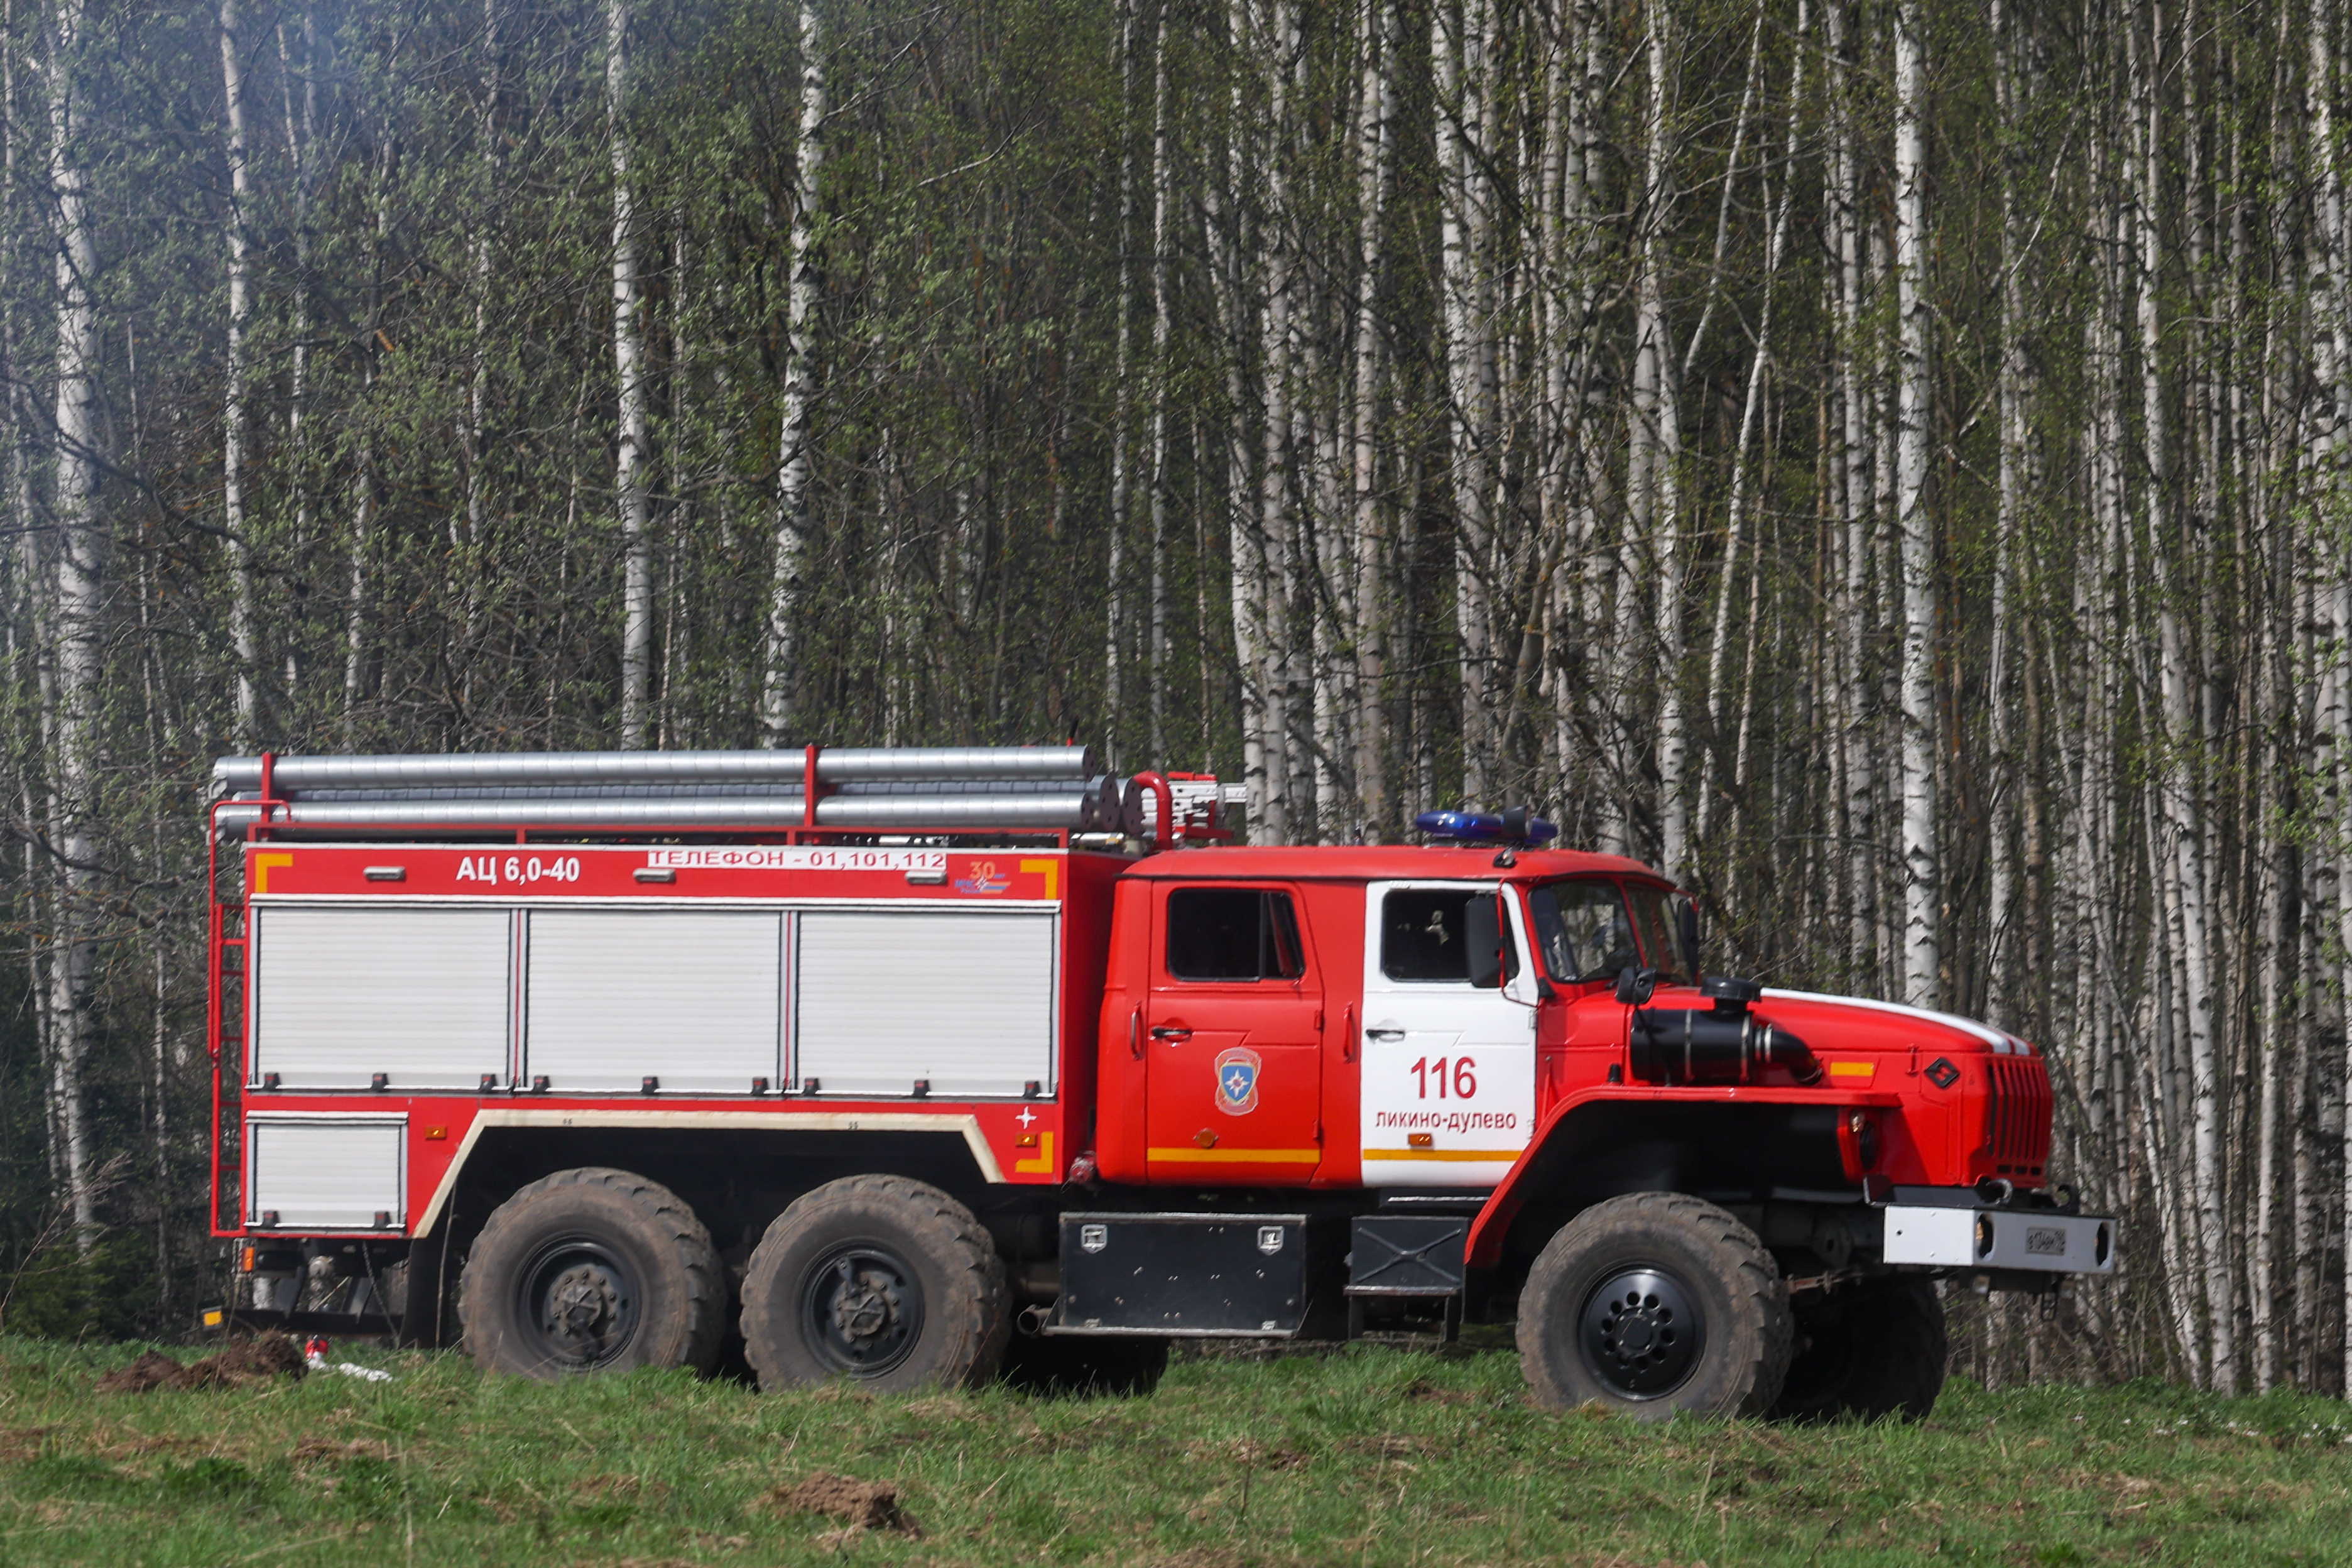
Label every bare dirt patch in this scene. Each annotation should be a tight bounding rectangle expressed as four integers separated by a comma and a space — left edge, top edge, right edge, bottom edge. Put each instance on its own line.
770, 1471, 922, 1537
97, 1335, 305, 1394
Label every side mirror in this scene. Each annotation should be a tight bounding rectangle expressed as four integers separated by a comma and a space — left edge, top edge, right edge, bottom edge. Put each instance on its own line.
1678, 897, 1701, 979
1465, 895, 1504, 989
1613, 965, 1659, 1006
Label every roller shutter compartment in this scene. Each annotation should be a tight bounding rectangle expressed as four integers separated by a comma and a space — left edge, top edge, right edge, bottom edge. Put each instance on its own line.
795, 910, 1057, 1097
525, 909, 783, 1093
249, 905, 513, 1089
245, 1115, 406, 1229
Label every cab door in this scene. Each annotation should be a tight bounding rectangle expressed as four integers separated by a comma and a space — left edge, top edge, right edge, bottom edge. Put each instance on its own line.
1358, 881, 1537, 1189
1144, 885, 1324, 1184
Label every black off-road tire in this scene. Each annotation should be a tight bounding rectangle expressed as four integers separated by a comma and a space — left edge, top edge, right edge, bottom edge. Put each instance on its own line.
998, 1332, 1169, 1397
1771, 1276, 1948, 1423
740, 1175, 1010, 1393
459, 1167, 725, 1381
1517, 1192, 1791, 1420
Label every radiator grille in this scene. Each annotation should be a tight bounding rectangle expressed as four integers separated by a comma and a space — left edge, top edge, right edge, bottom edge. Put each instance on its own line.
1986, 1055, 2054, 1171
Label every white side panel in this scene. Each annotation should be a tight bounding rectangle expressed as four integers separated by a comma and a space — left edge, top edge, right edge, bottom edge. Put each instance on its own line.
796, 910, 1056, 1097
251, 905, 512, 1089
525, 910, 783, 1092
246, 1116, 406, 1229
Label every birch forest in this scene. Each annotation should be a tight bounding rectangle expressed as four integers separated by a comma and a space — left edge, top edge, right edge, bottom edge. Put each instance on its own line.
4, 0, 2352, 1395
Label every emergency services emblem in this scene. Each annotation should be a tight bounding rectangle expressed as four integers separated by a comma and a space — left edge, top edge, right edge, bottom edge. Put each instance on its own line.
1214, 1047, 1261, 1115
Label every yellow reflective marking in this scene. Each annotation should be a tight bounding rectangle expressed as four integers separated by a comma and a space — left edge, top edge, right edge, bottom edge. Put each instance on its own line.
250, 852, 293, 895
1826, 1060, 1877, 1081
1014, 1131, 1056, 1175
1019, 858, 1060, 900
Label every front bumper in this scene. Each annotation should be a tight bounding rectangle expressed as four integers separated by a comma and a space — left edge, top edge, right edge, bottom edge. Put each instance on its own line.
1880, 1198, 2116, 1275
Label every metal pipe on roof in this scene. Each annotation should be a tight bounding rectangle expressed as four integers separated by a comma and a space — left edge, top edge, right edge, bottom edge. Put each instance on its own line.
214, 789, 1108, 836
210, 744, 1099, 795
276, 777, 1100, 803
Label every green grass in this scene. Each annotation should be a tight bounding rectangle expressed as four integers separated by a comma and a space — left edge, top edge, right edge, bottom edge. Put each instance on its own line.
0, 1336, 2348, 1565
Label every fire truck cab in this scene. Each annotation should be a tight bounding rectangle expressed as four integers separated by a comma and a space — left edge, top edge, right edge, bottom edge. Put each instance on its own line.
207, 748, 2113, 1422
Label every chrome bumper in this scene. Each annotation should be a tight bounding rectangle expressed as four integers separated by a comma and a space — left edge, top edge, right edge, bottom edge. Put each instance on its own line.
1880, 1203, 2116, 1275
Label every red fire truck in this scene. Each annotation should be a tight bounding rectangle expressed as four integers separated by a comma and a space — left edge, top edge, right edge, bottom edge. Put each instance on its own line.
207, 746, 2110, 1421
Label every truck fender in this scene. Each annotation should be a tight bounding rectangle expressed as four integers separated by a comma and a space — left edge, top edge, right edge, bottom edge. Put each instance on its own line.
411, 1108, 1009, 1238
1464, 1086, 1900, 1269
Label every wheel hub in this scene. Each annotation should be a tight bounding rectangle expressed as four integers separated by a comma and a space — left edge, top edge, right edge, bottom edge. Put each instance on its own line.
519, 1239, 640, 1369
1579, 1267, 1703, 1397
801, 1245, 924, 1376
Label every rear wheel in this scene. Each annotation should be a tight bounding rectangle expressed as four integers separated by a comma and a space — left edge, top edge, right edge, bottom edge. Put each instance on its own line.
740, 1176, 1010, 1393
1771, 1277, 1947, 1422
1516, 1192, 1790, 1420
459, 1167, 725, 1380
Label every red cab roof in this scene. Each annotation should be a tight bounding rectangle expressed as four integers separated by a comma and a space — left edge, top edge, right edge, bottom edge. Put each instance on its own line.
1118, 842, 1672, 885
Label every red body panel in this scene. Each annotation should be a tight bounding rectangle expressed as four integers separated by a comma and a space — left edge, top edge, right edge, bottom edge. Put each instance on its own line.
214, 841, 1124, 1237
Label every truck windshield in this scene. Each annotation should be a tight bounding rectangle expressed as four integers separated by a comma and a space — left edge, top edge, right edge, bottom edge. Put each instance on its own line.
1526, 881, 1638, 983
1623, 884, 1691, 984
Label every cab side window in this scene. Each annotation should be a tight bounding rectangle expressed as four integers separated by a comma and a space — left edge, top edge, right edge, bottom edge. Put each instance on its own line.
1166, 888, 1305, 981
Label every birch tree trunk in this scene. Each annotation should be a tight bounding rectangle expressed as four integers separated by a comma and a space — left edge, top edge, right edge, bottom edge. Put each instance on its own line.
761, 4, 823, 744
1436, 0, 1491, 803
218, 0, 257, 741
44, 0, 101, 1238
1147, 0, 1172, 767
1828, 0, 1877, 986
1893, 0, 1940, 1008
1255, 0, 1297, 842
608, 0, 652, 748
1104, 0, 1136, 760
1351, 0, 1393, 837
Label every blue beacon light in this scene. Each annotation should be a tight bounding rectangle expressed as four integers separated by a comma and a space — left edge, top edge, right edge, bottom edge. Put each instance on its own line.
1413, 809, 1559, 846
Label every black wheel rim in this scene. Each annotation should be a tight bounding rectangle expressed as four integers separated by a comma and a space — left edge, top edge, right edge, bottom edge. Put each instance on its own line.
798, 1243, 925, 1378
517, 1235, 641, 1370
1578, 1266, 1704, 1398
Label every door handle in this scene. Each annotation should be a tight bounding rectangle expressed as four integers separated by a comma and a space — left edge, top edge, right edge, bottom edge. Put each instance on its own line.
1151, 1025, 1192, 1042
1365, 1028, 1406, 1042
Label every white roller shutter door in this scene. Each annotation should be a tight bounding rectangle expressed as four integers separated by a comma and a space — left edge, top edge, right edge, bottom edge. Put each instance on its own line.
795, 909, 1056, 1097
525, 910, 782, 1092
246, 1115, 406, 1229
250, 905, 512, 1089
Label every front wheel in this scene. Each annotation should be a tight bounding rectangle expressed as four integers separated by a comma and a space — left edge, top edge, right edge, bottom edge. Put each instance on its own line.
1516, 1192, 1791, 1420
459, 1167, 725, 1380
740, 1176, 1010, 1393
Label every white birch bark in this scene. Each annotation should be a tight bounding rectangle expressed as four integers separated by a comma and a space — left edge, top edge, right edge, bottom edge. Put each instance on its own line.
761, 1, 823, 744
1104, 0, 1136, 759
274, 13, 315, 699
1255, 0, 1296, 842
1644, 4, 1687, 881
455, 0, 499, 703
44, 0, 100, 1236
1206, 0, 1270, 838
1147, 0, 1172, 766
1893, 0, 1939, 1008
218, 0, 257, 741
1827, 0, 1876, 984
1351, 0, 1395, 837
1435, 0, 1491, 802
608, 0, 652, 748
